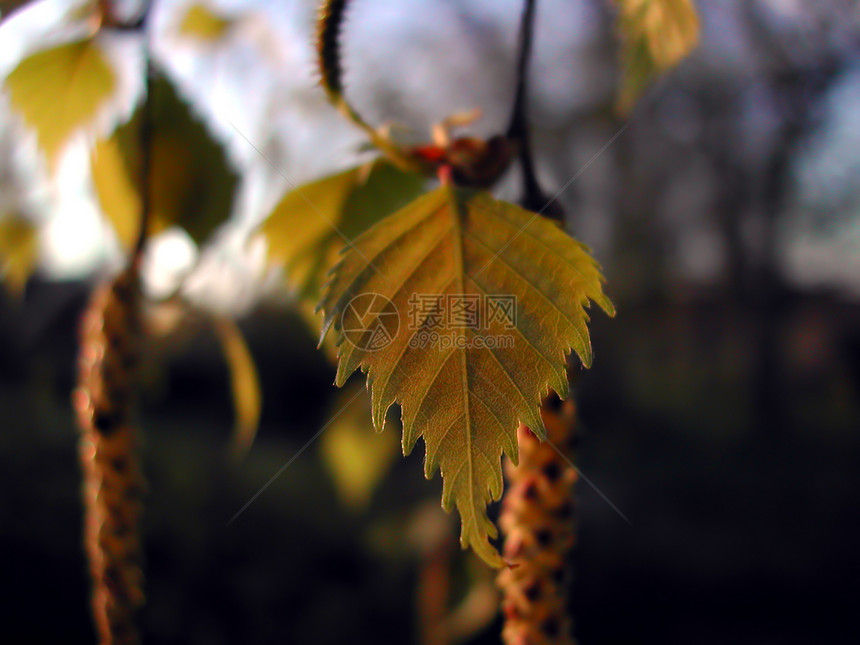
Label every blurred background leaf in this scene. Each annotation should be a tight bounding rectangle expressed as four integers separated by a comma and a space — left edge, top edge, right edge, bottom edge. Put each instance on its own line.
319, 382, 400, 511
90, 135, 140, 249
90, 74, 238, 249
213, 315, 262, 459
5, 37, 115, 170
262, 159, 426, 305
616, 0, 700, 112
178, 2, 235, 43
0, 212, 37, 294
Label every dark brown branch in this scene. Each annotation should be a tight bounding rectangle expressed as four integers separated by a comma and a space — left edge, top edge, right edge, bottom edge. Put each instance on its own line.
506, 0, 562, 221
506, 0, 536, 144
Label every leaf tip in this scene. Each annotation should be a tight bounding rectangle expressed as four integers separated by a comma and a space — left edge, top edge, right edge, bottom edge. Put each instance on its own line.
464, 534, 505, 569
599, 294, 617, 318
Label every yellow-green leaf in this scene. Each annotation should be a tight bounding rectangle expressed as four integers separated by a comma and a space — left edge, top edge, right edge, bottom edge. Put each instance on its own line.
616, 0, 700, 112
5, 38, 115, 169
319, 187, 614, 566
178, 3, 235, 42
262, 158, 425, 305
320, 383, 399, 510
0, 213, 37, 294
90, 76, 238, 247
90, 135, 140, 249
214, 316, 262, 458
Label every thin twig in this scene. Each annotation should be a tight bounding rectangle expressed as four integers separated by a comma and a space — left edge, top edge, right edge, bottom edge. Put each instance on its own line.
506, 0, 561, 220
99, 0, 154, 264
506, 0, 536, 143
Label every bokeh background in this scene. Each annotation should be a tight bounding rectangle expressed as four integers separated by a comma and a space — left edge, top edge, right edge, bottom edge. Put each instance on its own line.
1, 0, 858, 643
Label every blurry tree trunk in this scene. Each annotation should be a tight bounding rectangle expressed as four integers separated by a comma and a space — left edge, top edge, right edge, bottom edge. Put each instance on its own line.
743, 4, 842, 435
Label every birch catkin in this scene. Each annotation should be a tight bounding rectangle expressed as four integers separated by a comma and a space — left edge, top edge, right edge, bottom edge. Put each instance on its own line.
72, 265, 145, 645
497, 398, 579, 645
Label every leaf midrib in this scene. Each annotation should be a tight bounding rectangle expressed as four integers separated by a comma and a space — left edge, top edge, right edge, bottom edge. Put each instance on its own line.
446, 188, 479, 528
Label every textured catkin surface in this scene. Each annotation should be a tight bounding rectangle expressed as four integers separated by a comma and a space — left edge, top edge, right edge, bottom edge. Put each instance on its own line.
497, 399, 578, 645
72, 266, 145, 645
316, 0, 349, 102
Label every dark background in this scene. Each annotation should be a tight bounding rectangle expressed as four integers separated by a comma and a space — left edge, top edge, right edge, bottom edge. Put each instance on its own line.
2, 246, 858, 645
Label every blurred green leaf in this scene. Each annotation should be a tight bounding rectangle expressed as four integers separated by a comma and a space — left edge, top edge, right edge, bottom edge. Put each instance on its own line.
616, 0, 700, 113
178, 3, 235, 42
5, 38, 115, 170
90, 75, 239, 248
262, 159, 426, 310
0, 213, 37, 294
214, 316, 262, 458
90, 135, 140, 250
320, 383, 399, 510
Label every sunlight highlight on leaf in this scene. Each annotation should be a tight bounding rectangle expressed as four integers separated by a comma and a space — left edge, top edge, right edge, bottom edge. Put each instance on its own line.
320, 187, 614, 566
5, 38, 115, 169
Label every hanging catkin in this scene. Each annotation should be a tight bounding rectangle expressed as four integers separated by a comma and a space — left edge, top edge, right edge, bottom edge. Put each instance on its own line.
72, 264, 145, 645
497, 397, 579, 645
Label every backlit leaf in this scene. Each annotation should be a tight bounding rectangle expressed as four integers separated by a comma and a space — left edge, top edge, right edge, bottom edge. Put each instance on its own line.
90, 135, 140, 249
616, 0, 700, 112
5, 38, 115, 169
262, 159, 425, 305
0, 213, 37, 294
90, 76, 238, 247
214, 316, 262, 458
320, 187, 614, 566
178, 3, 235, 42
320, 383, 399, 510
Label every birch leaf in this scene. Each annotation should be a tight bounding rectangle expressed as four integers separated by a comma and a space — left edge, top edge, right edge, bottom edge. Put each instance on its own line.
5, 38, 115, 169
90, 135, 140, 249
616, 0, 700, 112
319, 187, 614, 566
90, 76, 238, 247
178, 3, 235, 42
263, 159, 425, 304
